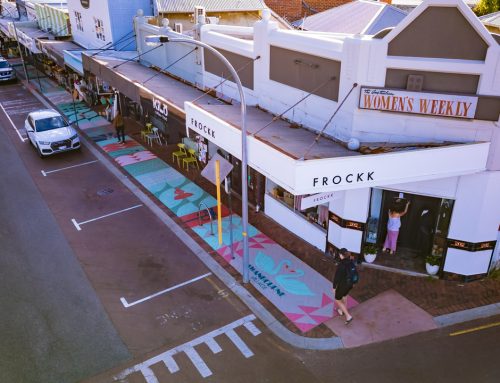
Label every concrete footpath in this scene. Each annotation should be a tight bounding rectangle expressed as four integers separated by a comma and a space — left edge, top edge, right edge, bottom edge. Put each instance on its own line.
25, 79, 500, 350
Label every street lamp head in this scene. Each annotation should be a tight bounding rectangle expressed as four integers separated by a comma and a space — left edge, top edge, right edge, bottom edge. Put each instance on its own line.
144, 35, 170, 46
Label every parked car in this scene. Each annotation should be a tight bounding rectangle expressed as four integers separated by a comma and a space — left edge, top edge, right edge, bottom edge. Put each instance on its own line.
0, 56, 17, 83
25, 109, 80, 157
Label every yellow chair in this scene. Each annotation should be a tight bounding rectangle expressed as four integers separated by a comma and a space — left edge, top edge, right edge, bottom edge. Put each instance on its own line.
172, 143, 187, 166
140, 123, 153, 141
182, 148, 199, 171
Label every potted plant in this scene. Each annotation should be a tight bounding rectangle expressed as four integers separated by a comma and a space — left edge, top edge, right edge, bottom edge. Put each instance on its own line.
425, 254, 442, 275
363, 243, 378, 263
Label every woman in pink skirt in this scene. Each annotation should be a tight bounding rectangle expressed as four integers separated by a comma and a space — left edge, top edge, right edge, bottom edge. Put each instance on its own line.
383, 200, 410, 254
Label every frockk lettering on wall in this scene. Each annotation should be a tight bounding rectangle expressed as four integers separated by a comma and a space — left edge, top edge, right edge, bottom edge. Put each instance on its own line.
312, 172, 374, 187
190, 117, 216, 139
359, 87, 478, 119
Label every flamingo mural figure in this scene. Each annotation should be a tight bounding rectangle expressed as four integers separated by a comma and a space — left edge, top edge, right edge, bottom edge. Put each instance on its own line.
254, 252, 315, 296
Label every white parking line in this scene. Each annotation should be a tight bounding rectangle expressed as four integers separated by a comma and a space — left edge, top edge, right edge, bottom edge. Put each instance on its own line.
41, 160, 99, 176
71, 204, 143, 231
120, 272, 212, 308
0, 102, 27, 142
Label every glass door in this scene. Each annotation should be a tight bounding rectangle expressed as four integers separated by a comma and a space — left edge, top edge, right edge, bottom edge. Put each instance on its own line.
431, 198, 454, 258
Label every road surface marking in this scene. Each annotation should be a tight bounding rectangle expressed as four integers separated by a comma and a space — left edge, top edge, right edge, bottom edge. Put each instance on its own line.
185, 347, 212, 378
226, 328, 254, 357
71, 204, 142, 231
449, 321, 500, 337
120, 272, 212, 308
0, 102, 27, 142
114, 314, 260, 381
41, 160, 99, 176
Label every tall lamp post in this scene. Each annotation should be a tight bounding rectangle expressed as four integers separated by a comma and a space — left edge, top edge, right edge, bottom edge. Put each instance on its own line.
145, 35, 250, 283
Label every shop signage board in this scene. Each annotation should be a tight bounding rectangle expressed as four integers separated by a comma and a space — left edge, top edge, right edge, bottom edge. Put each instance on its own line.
359, 87, 478, 119
153, 97, 168, 121
201, 153, 233, 186
185, 102, 490, 195
300, 191, 340, 210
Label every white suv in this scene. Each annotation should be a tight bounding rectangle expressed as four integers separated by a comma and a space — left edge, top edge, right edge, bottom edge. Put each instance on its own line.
0, 57, 17, 83
25, 109, 80, 157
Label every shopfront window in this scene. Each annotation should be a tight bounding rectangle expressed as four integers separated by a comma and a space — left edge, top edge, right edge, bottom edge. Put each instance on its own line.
267, 181, 329, 229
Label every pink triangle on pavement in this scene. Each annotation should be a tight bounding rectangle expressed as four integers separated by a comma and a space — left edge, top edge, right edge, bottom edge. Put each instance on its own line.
321, 293, 334, 307
309, 313, 332, 323
284, 312, 305, 322
299, 305, 318, 314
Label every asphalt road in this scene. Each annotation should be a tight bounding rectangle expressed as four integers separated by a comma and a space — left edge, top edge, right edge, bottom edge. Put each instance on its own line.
0, 80, 499, 383
0, 83, 129, 383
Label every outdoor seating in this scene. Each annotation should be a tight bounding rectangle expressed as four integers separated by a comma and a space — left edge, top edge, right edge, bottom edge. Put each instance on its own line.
172, 143, 187, 166
140, 123, 153, 141
182, 148, 199, 171
146, 127, 163, 146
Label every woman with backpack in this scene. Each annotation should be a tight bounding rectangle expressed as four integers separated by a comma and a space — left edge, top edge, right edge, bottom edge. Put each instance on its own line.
332, 248, 355, 325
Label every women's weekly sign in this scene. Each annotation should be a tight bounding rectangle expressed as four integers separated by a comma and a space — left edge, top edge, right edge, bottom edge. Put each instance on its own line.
359, 87, 478, 119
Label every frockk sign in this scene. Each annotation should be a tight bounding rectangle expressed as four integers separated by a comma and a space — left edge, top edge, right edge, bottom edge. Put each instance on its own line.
359, 87, 478, 119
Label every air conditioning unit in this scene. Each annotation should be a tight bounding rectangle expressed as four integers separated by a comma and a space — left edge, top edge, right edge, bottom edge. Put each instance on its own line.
174, 22, 183, 34
194, 6, 206, 19
406, 74, 424, 91
206, 16, 219, 25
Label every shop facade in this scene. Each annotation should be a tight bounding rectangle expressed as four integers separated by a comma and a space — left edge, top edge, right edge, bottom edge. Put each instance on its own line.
84, 0, 499, 279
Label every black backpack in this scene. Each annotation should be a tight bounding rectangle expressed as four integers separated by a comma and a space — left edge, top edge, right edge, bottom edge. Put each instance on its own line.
346, 260, 359, 285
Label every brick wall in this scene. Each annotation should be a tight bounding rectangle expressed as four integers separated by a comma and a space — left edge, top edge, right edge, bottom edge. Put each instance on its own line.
265, 0, 352, 21
304, 0, 352, 14
265, 0, 302, 21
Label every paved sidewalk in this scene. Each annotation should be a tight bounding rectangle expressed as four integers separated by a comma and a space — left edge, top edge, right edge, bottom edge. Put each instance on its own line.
25, 79, 500, 349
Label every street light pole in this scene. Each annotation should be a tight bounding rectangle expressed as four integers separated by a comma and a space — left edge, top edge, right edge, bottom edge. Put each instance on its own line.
146, 36, 250, 283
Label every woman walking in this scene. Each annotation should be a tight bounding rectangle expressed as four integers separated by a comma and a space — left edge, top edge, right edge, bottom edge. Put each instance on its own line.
332, 248, 354, 325
383, 199, 410, 255
113, 110, 126, 143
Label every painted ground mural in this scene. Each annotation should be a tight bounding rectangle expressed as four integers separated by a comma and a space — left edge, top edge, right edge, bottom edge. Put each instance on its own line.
40, 85, 357, 333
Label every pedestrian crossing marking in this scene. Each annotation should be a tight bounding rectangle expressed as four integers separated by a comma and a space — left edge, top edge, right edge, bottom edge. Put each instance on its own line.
114, 314, 260, 381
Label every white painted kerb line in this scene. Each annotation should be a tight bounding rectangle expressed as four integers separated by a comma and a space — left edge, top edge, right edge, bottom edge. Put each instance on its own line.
71, 204, 142, 231
41, 160, 98, 176
0, 102, 27, 142
120, 272, 212, 308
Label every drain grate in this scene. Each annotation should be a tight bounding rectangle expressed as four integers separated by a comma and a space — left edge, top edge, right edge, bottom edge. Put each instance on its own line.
97, 187, 114, 196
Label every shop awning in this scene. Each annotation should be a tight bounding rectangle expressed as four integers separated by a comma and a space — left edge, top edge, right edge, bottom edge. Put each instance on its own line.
0, 18, 13, 38
37, 39, 82, 68
185, 102, 490, 195
15, 25, 50, 53
82, 52, 225, 117
81, 52, 490, 195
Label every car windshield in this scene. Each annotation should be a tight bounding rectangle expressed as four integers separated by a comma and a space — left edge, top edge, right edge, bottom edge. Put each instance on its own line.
0, 62, 10, 69
35, 116, 67, 132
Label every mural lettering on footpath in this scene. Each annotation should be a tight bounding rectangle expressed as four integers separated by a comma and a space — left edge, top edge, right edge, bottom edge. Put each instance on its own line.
359, 87, 478, 119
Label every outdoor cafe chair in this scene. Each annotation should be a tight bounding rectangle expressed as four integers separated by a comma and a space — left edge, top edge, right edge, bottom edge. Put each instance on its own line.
172, 143, 187, 166
146, 127, 163, 146
182, 148, 199, 171
140, 123, 153, 141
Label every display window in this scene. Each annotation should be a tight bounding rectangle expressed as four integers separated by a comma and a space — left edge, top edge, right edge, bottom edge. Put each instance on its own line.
267, 180, 329, 229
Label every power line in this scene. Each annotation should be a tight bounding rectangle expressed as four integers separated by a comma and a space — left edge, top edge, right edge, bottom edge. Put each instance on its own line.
253, 76, 336, 136
142, 47, 197, 84
191, 55, 261, 103
300, 82, 358, 160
